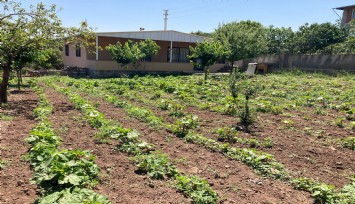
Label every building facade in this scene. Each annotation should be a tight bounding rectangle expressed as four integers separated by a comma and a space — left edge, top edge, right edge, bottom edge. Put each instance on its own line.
63, 30, 224, 76
335, 5, 355, 26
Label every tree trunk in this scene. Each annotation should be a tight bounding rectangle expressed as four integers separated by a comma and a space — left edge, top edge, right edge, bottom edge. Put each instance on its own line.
0, 56, 12, 103
204, 67, 209, 82
17, 66, 24, 90
16, 69, 21, 91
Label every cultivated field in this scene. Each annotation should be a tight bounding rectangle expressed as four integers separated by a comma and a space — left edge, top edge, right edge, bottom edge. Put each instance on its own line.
0, 71, 354, 204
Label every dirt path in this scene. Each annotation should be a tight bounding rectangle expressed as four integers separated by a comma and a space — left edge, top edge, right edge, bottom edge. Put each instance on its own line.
44, 87, 188, 204
0, 89, 39, 204
75, 90, 313, 204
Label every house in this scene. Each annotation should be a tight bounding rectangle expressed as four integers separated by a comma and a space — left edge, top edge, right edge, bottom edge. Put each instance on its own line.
63, 30, 224, 76
335, 4, 355, 26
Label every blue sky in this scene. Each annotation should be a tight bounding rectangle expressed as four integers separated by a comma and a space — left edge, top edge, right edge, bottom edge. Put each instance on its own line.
23, 0, 354, 33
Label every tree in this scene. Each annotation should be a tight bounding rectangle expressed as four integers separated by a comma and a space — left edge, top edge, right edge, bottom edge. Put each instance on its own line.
106, 39, 160, 68
138, 39, 161, 62
293, 22, 347, 54
0, 0, 95, 103
212, 20, 268, 65
265, 26, 295, 54
188, 40, 224, 81
13, 46, 36, 90
190, 30, 211, 37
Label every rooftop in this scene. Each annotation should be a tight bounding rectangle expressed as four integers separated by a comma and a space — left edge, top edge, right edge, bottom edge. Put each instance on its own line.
96, 30, 208, 43
334, 4, 355, 10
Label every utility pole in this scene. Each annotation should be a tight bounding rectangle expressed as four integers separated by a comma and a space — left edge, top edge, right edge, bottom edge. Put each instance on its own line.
163, 9, 168, 30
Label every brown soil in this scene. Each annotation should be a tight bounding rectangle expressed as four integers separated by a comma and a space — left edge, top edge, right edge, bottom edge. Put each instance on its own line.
183, 106, 355, 188
0, 89, 39, 204
113, 90, 355, 188
43, 87, 188, 204
74, 90, 313, 204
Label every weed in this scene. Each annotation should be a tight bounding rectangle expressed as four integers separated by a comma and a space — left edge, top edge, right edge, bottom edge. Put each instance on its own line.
281, 119, 294, 129
335, 117, 344, 128
0, 113, 14, 121
262, 137, 273, 148
340, 137, 355, 150
0, 158, 6, 170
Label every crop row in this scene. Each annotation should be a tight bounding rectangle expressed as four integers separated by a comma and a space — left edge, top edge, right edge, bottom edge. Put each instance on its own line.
27, 80, 110, 203
95, 73, 354, 112
74, 75, 355, 147
51, 76, 355, 204
93, 73, 355, 131
43, 79, 219, 204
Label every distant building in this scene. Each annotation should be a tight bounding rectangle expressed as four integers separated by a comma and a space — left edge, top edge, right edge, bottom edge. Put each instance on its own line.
63, 30, 224, 76
335, 4, 355, 26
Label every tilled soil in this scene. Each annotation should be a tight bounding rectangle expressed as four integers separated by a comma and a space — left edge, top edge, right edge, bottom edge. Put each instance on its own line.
110, 90, 354, 189
0, 89, 39, 204
44, 87, 188, 204
74, 90, 313, 204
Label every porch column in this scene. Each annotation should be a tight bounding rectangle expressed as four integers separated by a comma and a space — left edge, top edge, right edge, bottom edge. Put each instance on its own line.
96, 35, 99, 61
170, 41, 173, 63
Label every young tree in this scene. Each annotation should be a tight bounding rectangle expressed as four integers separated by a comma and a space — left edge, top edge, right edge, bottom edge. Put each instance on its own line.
188, 40, 224, 81
0, 0, 95, 103
106, 39, 160, 68
138, 39, 161, 62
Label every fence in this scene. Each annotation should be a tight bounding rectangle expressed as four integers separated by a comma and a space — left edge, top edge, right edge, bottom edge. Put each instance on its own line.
235, 54, 355, 73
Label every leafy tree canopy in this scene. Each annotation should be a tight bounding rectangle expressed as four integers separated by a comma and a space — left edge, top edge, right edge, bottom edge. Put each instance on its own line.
212, 20, 268, 63
0, 0, 95, 102
188, 40, 225, 81
106, 39, 160, 68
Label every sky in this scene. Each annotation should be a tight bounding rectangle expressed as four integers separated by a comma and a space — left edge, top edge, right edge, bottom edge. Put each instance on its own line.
21, 0, 355, 33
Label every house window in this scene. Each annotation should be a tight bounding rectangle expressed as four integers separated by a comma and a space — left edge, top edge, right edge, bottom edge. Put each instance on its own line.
75, 44, 81, 57
352, 10, 355, 19
168, 47, 190, 63
65, 44, 69, 56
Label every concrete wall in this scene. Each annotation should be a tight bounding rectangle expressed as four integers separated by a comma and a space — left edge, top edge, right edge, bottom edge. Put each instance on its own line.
236, 54, 355, 73
88, 61, 224, 76
63, 45, 96, 69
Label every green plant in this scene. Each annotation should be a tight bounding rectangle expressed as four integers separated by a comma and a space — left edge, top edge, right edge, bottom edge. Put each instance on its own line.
36, 187, 111, 204
281, 119, 294, 129
169, 115, 199, 137
175, 175, 219, 204
168, 103, 185, 118
335, 117, 344, 128
133, 153, 178, 179
159, 99, 170, 110
341, 137, 355, 150
262, 137, 273, 148
0, 113, 14, 121
26, 121, 61, 146
228, 67, 242, 105
349, 121, 355, 131
291, 178, 339, 204
0, 158, 6, 170
238, 81, 259, 131
216, 127, 238, 143
31, 149, 100, 189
